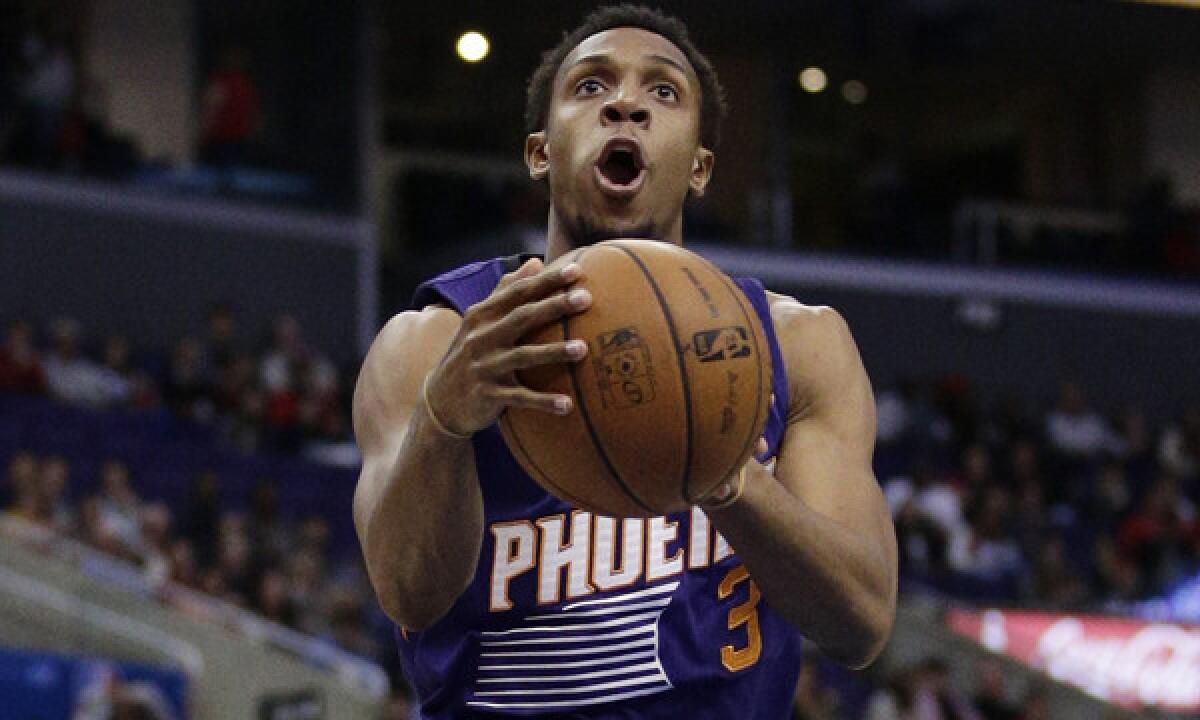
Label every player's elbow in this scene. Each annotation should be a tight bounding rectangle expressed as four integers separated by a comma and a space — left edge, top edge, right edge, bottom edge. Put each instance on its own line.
852, 605, 895, 669
831, 590, 896, 670
820, 610, 892, 670
372, 573, 461, 631
377, 591, 445, 632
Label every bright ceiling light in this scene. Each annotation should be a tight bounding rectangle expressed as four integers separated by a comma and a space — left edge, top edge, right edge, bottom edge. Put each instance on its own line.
798, 67, 828, 94
456, 31, 490, 63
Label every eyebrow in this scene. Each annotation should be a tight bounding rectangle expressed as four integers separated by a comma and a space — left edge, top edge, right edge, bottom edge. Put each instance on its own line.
569, 52, 690, 77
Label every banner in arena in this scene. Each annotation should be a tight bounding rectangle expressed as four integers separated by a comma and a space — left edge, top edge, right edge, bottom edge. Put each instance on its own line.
946, 608, 1200, 712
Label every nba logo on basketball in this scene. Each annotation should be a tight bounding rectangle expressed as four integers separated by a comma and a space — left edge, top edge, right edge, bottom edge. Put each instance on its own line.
693, 326, 752, 363
594, 326, 655, 408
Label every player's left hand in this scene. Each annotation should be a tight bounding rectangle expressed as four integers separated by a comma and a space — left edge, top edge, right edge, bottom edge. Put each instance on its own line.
699, 395, 775, 508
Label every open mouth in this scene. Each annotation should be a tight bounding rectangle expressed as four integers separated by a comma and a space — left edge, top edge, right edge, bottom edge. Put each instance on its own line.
595, 139, 646, 196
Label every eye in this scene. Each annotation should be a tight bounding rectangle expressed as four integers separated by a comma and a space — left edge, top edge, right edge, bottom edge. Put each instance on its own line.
576, 78, 605, 96
653, 83, 678, 102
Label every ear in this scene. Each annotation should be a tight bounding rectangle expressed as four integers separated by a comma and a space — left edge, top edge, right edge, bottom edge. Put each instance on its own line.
688, 146, 714, 197
525, 131, 550, 181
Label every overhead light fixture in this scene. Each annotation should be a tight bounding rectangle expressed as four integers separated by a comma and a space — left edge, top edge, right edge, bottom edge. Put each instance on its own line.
456, 31, 490, 63
798, 67, 828, 94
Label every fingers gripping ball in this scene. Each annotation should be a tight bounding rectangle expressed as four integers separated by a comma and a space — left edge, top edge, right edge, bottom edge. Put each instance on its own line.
499, 240, 772, 517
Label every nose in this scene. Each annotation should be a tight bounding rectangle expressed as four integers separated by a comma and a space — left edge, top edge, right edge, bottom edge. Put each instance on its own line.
602, 88, 649, 128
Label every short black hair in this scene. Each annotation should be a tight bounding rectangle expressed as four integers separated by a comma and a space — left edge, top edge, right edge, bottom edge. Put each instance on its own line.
525, 5, 727, 151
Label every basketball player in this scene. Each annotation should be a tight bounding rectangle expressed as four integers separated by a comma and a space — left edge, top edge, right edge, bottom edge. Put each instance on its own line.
353, 6, 897, 717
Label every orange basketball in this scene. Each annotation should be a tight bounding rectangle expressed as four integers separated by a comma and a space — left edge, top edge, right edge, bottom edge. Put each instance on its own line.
499, 239, 773, 517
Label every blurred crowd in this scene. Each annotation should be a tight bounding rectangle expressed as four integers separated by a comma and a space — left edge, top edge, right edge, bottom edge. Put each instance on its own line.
876, 377, 1199, 610
0, 309, 353, 458
0, 11, 140, 179
0, 448, 407, 708
0, 7, 263, 182
791, 655, 1058, 720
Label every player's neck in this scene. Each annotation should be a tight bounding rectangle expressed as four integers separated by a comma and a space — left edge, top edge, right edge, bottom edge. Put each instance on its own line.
543, 209, 684, 263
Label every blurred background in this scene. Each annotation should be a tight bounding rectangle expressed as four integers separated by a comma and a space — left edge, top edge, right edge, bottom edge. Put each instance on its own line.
1, 0, 1199, 717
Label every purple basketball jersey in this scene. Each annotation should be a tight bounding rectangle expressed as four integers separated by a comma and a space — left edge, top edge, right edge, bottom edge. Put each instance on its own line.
401, 254, 802, 718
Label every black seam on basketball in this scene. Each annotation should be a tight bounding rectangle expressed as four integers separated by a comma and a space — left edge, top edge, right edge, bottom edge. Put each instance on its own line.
565, 248, 657, 515
612, 243, 696, 507
707, 262, 770, 486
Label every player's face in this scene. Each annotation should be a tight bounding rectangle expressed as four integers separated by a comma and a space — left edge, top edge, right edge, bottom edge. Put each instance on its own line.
528, 27, 713, 246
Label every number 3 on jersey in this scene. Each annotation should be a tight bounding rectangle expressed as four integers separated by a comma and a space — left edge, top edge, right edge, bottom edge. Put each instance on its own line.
718, 564, 762, 672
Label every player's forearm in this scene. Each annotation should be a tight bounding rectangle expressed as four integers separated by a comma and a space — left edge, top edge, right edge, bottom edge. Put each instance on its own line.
708, 468, 896, 668
358, 406, 484, 630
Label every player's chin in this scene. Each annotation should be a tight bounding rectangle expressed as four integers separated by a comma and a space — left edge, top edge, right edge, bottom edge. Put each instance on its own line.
577, 214, 659, 246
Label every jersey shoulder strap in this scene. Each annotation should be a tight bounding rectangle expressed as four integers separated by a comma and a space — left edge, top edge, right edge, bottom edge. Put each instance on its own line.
410, 253, 536, 313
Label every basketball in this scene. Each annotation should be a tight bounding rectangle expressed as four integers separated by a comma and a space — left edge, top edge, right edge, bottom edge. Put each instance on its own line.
499, 239, 773, 517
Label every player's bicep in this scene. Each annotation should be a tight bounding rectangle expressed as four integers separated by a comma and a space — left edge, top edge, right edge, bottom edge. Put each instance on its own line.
351, 308, 458, 530
773, 307, 888, 543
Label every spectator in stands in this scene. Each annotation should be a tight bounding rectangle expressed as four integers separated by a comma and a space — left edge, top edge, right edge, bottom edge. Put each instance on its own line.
1158, 403, 1200, 483
162, 337, 213, 423
140, 501, 174, 587
99, 333, 159, 410
180, 470, 222, 568
875, 379, 917, 447
247, 476, 291, 566
38, 454, 73, 533
1008, 454, 1048, 560
298, 352, 344, 443
1022, 535, 1087, 610
888, 456, 969, 558
43, 316, 109, 407
255, 567, 298, 629
0, 319, 46, 394
260, 315, 306, 448
1115, 408, 1154, 468
934, 374, 982, 451
202, 303, 241, 379
1117, 476, 1198, 595
297, 514, 331, 556
18, 27, 75, 169
1005, 438, 1042, 495
198, 46, 260, 168
93, 459, 145, 558
286, 548, 326, 634
2, 451, 40, 523
1089, 461, 1132, 533
1044, 381, 1116, 460
57, 77, 138, 179
955, 442, 994, 503
215, 510, 254, 603
92, 333, 134, 407
168, 537, 198, 589
1092, 535, 1142, 604
949, 486, 1024, 582
213, 351, 256, 413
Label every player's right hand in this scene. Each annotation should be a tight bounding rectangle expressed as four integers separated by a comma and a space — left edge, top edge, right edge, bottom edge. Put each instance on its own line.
424, 258, 591, 436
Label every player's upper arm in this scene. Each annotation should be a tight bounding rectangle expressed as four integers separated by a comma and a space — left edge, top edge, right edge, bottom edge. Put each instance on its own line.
352, 307, 460, 526
771, 301, 891, 552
